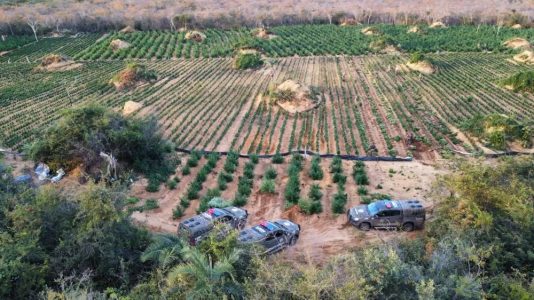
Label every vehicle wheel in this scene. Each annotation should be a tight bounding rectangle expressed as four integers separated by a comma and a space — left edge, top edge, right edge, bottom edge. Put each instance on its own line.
359, 222, 371, 231
289, 235, 298, 246
402, 222, 414, 232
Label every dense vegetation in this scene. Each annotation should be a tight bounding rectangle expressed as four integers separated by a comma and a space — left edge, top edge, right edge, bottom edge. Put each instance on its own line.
502, 70, 534, 93
2, 155, 532, 298
1, 24, 527, 62
0, 179, 151, 299
0, 35, 34, 52
28, 105, 176, 185
461, 113, 533, 149
233, 50, 263, 70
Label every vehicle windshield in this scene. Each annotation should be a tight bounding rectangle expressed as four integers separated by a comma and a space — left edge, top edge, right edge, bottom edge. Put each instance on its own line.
367, 202, 380, 216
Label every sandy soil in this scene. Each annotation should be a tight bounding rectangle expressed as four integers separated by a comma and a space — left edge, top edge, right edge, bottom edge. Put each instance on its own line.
130, 156, 445, 263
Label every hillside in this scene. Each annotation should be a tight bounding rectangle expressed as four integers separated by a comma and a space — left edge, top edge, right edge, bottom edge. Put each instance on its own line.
1, 20, 534, 300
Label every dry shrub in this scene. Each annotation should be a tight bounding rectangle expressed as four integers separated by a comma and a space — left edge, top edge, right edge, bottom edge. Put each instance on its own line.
361, 27, 380, 35
185, 31, 206, 42
253, 27, 276, 40
340, 17, 358, 26
111, 63, 157, 90
41, 54, 67, 66
407, 25, 421, 33
429, 21, 447, 28
119, 25, 136, 33
502, 38, 530, 50
110, 39, 131, 51
269, 80, 321, 113
513, 50, 534, 65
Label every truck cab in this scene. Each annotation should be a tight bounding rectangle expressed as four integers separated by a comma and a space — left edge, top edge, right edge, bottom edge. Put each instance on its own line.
347, 200, 425, 231
178, 207, 248, 245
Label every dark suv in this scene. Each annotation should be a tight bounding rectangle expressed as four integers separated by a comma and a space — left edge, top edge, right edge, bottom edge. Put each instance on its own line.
178, 207, 248, 245
238, 220, 300, 255
347, 200, 425, 231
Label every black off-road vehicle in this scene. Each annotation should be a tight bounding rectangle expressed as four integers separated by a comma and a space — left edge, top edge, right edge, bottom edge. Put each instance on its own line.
178, 207, 248, 245
238, 219, 300, 255
347, 199, 425, 231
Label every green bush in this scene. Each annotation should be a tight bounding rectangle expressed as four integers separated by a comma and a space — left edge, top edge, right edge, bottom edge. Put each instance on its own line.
186, 181, 202, 200
172, 205, 184, 219
250, 154, 259, 164
309, 156, 324, 180
146, 178, 160, 192
144, 199, 159, 210
501, 71, 534, 93
166, 178, 178, 190
28, 105, 176, 184
284, 175, 300, 204
233, 51, 263, 70
308, 184, 323, 202
409, 51, 425, 63
182, 165, 191, 175
264, 167, 277, 180
332, 172, 347, 185
260, 179, 276, 194
331, 192, 347, 214
180, 197, 190, 208
330, 156, 343, 173
233, 194, 248, 207
125, 197, 140, 205
272, 153, 284, 164
357, 186, 368, 195
186, 155, 199, 168
217, 174, 228, 190
298, 198, 323, 215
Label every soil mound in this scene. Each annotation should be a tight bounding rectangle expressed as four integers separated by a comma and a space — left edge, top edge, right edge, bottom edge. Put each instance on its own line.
123, 101, 143, 116
35, 54, 82, 72
406, 61, 436, 74
361, 27, 380, 36
513, 50, 534, 64
429, 21, 447, 28
253, 27, 277, 40
110, 39, 131, 51
503, 38, 530, 49
185, 31, 206, 42
340, 18, 358, 26
111, 63, 157, 90
270, 80, 321, 114
511, 24, 523, 29
119, 25, 136, 33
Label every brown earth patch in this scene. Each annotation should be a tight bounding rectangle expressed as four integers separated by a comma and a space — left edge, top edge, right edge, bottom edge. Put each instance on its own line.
110, 39, 131, 51
406, 61, 436, 74
513, 50, 534, 64
502, 38, 530, 50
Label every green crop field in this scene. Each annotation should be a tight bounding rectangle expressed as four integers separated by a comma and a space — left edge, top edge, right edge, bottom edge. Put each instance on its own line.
1, 24, 533, 157
2, 43, 533, 158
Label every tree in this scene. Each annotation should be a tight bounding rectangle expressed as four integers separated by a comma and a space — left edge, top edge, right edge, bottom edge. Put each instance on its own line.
26, 15, 39, 41
165, 247, 242, 298
141, 234, 184, 271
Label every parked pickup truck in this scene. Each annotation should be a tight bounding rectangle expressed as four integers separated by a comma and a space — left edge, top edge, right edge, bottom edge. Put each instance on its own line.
238, 220, 300, 255
347, 200, 425, 232
178, 207, 248, 245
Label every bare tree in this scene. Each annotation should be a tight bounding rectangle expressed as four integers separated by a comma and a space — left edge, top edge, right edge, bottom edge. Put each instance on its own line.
26, 16, 39, 41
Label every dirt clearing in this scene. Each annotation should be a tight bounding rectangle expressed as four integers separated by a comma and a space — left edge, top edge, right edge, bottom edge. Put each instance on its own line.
130, 156, 445, 263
